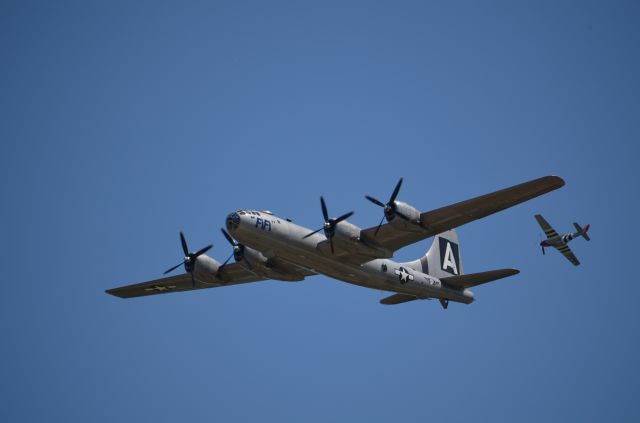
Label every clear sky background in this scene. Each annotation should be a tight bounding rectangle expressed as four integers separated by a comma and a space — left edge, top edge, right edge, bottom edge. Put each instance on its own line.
1, 1, 639, 422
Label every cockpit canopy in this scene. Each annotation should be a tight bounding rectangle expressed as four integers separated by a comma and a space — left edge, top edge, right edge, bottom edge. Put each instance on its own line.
235, 209, 265, 216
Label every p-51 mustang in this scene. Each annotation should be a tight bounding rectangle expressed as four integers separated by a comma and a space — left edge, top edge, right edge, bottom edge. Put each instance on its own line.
535, 214, 590, 266
107, 176, 565, 308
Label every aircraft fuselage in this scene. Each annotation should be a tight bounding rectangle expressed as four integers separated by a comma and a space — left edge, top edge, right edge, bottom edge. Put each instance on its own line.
540, 232, 578, 248
225, 210, 474, 304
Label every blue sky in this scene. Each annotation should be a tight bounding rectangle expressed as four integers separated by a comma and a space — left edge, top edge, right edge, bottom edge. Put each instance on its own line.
1, 1, 639, 421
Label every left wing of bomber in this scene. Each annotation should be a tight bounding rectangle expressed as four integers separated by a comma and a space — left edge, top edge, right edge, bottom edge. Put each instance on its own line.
360, 176, 565, 254
106, 262, 265, 299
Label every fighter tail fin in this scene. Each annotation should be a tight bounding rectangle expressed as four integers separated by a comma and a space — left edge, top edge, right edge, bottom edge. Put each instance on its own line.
573, 222, 591, 241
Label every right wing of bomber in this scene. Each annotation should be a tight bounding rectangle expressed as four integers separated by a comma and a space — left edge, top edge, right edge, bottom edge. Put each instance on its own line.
360, 176, 565, 255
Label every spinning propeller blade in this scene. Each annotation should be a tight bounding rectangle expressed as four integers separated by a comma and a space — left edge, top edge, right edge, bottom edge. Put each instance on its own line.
163, 231, 213, 287
366, 177, 409, 236
220, 228, 251, 270
303, 196, 354, 254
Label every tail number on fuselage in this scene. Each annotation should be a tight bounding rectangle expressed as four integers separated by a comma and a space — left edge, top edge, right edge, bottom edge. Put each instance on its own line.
255, 217, 272, 231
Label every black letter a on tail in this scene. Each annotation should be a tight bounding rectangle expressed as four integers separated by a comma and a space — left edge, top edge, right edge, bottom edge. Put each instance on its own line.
439, 238, 460, 275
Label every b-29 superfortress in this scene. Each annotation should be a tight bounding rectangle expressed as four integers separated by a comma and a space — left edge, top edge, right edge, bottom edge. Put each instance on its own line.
107, 176, 565, 309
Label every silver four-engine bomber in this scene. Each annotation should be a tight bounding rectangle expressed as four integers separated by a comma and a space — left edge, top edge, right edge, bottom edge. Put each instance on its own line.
107, 176, 565, 308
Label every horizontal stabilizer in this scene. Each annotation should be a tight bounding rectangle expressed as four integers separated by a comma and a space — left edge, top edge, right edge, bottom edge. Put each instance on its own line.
574, 222, 591, 241
380, 293, 419, 305
440, 268, 519, 289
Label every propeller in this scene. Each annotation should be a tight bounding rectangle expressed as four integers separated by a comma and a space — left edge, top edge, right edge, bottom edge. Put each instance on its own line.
366, 177, 409, 236
538, 232, 545, 255
220, 228, 250, 270
303, 196, 354, 254
163, 232, 213, 287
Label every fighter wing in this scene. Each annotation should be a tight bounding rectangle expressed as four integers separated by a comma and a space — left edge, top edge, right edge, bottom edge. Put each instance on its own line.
556, 243, 580, 266
106, 262, 265, 299
360, 176, 565, 254
534, 214, 560, 239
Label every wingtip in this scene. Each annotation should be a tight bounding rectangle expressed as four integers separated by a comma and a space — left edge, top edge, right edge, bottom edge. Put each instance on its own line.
105, 288, 126, 298
498, 268, 520, 278
545, 175, 566, 188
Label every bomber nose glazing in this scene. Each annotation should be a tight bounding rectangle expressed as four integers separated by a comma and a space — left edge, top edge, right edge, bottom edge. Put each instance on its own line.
226, 212, 240, 231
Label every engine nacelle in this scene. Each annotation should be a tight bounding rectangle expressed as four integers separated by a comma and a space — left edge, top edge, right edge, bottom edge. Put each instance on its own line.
388, 201, 422, 232
330, 221, 392, 258
242, 247, 269, 269
333, 220, 361, 241
192, 255, 221, 283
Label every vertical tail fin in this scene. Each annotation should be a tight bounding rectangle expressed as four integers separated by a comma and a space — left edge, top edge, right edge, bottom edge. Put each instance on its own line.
573, 222, 591, 241
403, 230, 463, 278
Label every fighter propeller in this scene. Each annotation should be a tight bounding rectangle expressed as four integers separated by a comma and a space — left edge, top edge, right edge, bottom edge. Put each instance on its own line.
163, 232, 213, 287
303, 196, 354, 254
366, 177, 409, 236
